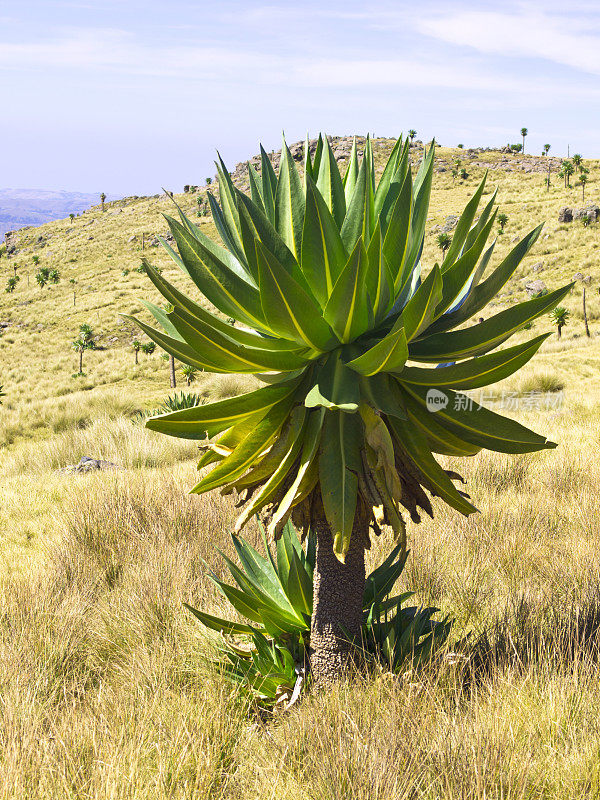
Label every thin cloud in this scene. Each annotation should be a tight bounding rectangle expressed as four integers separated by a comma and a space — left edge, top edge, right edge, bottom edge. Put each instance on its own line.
416, 10, 600, 76
1, 21, 599, 105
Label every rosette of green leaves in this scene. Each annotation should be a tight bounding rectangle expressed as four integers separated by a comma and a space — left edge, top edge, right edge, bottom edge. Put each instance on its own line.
128, 134, 570, 561
186, 522, 450, 701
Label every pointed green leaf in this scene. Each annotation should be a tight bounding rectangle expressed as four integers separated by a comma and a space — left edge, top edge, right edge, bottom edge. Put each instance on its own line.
303, 133, 314, 181
312, 134, 324, 180
145, 380, 300, 440
235, 190, 303, 282
139, 299, 184, 341
399, 385, 480, 456
340, 151, 374, 251
184, 603, 255, 635
408, 284, 573, 362
165, 215, 271, 333
462, 189, 498, 254
382, 171, 413, 290
395, 264, 443, 341
205, 191, 250, 270
387, 415, 477, 515
256, 241, 334, 350
301, 175, 348, 305
167, 197, 251, 281
234, 409, 307, 530
214, 153, 246, 254
230, 406, 306, 492
374, 136, 404, 219
402, 392, 481, 457
275, 138, 306, 260
231, 536, 283, 600
305, 352, 361, 412
346, 326, 408, 376
343, 136, 359, 201
323, 238, 370, 343
165, 307, 310, 374
191, 394, 296, 493
319, 411, 362, 561
316, 137, 346, 228
401, 383, 556, 454
402, 144, 435, 288
268, 409, 325, 536
434, 211, 497, 318
359, 373, 407, 419
429, 225, 544, 334
142, 261, 304, 353
365, 222, 393, 321
440, 173, 487, 271
286, 548, 313, 617
248, 162, 266, 214
399, 334, 550, 390
260, 145, 277, 224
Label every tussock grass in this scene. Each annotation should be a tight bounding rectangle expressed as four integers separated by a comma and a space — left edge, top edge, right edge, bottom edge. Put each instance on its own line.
2, 142, 600, 796
0, 391, 599, 796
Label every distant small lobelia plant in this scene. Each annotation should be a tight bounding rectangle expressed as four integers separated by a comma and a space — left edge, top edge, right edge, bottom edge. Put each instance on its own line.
72, 323, 97, 375
128, 134, 570, 683
549, 306, 570, 339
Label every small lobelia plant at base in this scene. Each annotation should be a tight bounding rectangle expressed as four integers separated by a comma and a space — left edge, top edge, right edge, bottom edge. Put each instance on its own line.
181, 364, 198, 385
35, 267, 50, 289
187, 520, 449, 707
132, 339, 141, 364
549, 306, 570, 339
436, 232, 451, 258
128, 132, 570, 684
142, 391, 204, 420
72, 323, 96, 375
141, 341, 156, 357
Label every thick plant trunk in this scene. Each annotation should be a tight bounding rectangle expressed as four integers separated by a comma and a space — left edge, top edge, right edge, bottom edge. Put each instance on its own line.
309, 508, 366, 685
169, 355, 177, 388
583, 288, 590, 337
79, 349, 83, 373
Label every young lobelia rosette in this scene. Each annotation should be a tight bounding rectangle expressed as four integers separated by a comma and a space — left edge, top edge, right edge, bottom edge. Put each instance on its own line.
128, 134, 570, 682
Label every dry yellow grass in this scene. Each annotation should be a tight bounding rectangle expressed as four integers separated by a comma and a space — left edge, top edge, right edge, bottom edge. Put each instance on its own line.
1, 389, 600, 798
2, 140, 600, 798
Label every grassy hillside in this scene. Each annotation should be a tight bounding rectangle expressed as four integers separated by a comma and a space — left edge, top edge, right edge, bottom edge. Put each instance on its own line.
1, 139, 600, 798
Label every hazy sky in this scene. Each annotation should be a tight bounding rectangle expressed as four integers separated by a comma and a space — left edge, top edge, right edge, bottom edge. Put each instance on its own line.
1, 0, 599, 195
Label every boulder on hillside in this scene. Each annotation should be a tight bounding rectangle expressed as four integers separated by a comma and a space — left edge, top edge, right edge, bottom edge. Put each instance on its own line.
558, 207, 573, 223
524, 279, 548, 297
442, 215, 459, 233
531, 262, 544, 273
58, 456, 123, 474
573, 205, 600, 222
572, 272, 593, 285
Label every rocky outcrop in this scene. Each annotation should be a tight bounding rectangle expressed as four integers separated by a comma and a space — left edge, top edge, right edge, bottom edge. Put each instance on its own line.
558, 207, 573, 223
58, 456, 123, 474
573, 205, 600, 222
524, 279, 548, 297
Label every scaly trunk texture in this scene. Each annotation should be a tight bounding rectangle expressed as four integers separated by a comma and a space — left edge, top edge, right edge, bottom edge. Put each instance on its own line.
583, 288, 590, 337
309, 507, 366, 685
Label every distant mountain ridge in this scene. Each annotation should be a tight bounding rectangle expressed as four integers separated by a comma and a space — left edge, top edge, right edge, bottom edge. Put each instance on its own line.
0, 188, 109, 239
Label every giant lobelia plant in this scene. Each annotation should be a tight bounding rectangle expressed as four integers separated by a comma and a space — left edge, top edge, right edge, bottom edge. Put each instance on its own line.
128, 134, 570, 683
